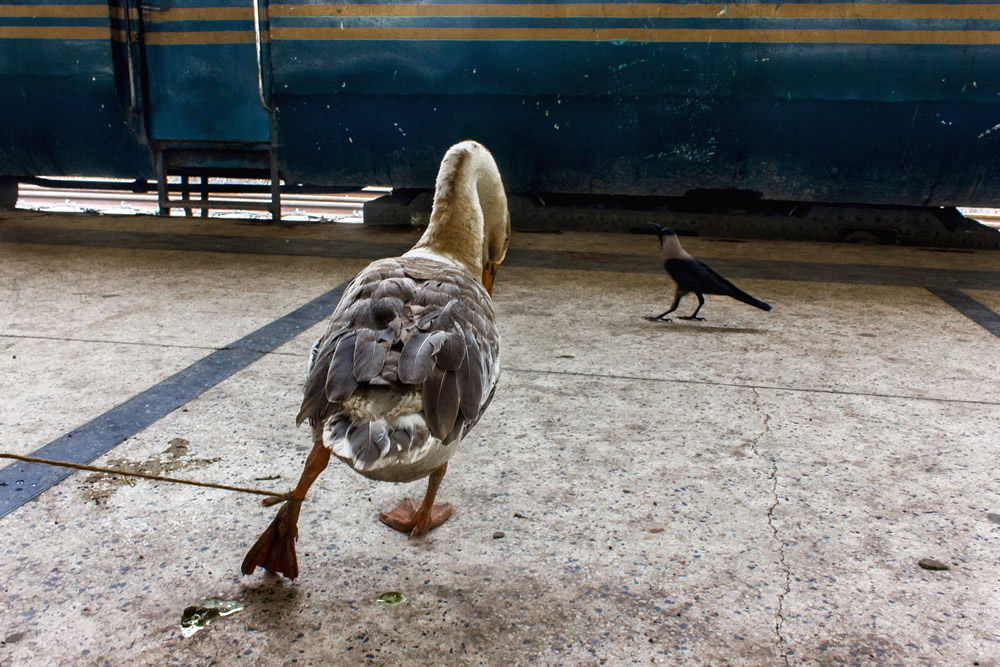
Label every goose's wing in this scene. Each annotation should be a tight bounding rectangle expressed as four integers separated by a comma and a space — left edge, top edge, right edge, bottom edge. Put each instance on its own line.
297, 256, 500, 466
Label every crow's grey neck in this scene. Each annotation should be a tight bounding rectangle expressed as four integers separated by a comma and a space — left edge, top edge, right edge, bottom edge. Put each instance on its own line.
659, 234, 692, 261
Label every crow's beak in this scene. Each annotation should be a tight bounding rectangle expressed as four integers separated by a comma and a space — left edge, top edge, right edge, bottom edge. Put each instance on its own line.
482, 262, 498, 296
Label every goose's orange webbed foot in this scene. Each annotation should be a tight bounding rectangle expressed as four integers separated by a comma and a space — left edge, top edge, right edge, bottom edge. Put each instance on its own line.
379, 498, 453, 537
241, 500, 301, 579
378, 463, 452, 537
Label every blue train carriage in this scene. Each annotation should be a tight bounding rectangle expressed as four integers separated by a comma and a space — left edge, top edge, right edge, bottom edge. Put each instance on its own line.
2, 0, 1000, 208
268, 0, 1000, 205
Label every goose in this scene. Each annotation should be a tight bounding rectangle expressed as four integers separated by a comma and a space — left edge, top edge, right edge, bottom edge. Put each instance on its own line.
242, 140, 510, 580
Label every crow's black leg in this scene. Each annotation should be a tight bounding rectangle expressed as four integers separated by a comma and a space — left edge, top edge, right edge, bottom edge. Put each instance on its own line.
645, 290, 683, 322
680, 293, 706, 321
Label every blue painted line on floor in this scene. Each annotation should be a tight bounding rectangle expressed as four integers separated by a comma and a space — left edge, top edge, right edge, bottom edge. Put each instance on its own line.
0, 281, 348, 520
926, 288, 1000, 339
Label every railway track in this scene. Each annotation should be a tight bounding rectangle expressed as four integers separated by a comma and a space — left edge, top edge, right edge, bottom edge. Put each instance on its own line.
956, 208, 1000, 231
12, 181, 1000, 232
15, 182, 386, 223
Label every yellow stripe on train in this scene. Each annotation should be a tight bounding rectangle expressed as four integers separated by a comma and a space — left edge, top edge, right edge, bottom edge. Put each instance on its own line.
268, 2, 1000, 20
268, 26, 1000, 44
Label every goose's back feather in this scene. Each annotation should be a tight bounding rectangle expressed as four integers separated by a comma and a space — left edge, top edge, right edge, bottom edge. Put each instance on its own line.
297, 255, 500, 481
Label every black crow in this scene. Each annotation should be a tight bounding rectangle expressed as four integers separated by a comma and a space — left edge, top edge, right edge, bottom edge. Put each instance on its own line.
646, 224, 771, 321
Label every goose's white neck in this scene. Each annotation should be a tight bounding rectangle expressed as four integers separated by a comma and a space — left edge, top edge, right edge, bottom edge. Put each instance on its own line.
407, 141, 507, 275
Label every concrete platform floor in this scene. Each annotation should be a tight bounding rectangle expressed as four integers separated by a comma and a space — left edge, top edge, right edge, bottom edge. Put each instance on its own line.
1, 210, 999, 665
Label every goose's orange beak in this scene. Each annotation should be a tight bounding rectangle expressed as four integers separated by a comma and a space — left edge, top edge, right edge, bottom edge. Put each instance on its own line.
482, 262, 498, 297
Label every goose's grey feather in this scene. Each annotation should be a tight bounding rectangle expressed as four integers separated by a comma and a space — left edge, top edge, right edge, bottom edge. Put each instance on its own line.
398, 331, 448, 385
325, 332, 359, 403
423, 368, 460, 441
325, 413, 351, 443
348, 421, 391, 468
456, 328, 484, 420
436, 330, 466, 371
388, 423, 430, 456
373, 277, 415, 302
352, 328, 391, 382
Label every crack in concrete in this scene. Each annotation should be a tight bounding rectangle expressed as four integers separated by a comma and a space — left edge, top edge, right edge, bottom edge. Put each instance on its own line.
750, 388, 790, 666
0, 332, 219, 351
0, 334, 304, 358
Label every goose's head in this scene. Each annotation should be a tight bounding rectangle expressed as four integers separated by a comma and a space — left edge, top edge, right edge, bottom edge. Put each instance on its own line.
414, 141, 511, 297
481, 193, 511, 296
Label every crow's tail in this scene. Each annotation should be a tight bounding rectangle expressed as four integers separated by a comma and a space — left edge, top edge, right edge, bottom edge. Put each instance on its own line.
729, 286, 771, 311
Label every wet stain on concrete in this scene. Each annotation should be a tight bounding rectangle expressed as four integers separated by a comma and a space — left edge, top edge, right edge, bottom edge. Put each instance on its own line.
80, 438, 220, 504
